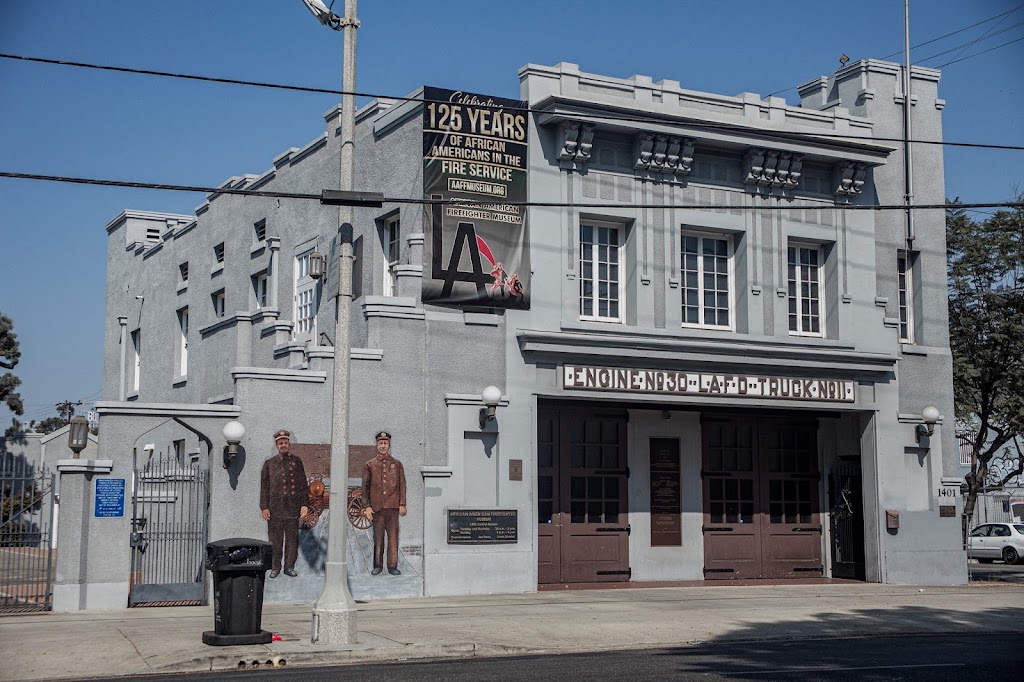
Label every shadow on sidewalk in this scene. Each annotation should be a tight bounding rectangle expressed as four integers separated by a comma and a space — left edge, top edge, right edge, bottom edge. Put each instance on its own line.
653, 605, 1022, 678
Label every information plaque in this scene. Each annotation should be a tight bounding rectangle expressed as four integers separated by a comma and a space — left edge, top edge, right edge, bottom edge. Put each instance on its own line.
95, 478, 126, 518
447, 509, 517, 545
649, 438, 681, 546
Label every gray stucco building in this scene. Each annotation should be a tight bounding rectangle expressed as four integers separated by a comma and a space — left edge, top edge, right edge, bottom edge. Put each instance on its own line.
58, 58, 965, 610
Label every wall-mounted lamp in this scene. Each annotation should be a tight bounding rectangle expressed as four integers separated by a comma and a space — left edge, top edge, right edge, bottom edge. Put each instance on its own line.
222, 420, 246, 469
308, 249, 326, 280
479, 385, 502, 429
915, 405, 940, 444
67, 415, 90, 459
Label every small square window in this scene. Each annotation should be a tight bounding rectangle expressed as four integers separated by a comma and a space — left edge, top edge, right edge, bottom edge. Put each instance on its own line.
214, 243, 225, 264
179, 262, 189, 282
254, 219, 266, 243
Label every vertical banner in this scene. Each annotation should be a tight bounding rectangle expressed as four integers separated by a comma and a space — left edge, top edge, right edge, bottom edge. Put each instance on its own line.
422, 87, 530, 309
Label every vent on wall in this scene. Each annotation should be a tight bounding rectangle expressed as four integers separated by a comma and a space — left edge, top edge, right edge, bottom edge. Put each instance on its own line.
179, 261, 189, 282
145, 227, 161, 242
214, 242, 225, 264
254, 219, 267, 243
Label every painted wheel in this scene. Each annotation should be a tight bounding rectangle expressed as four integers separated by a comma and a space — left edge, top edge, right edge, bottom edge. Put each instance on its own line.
1002, 547, 1020, 565
347, 487, 372, 530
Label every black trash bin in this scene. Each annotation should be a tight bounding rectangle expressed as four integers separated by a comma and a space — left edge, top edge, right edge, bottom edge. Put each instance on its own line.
202, 538, 274, 646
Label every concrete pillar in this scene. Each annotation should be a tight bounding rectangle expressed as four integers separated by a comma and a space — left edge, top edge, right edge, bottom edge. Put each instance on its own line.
52, 459, 131, 610
267, 236, 281, 313
117, 317, 128, 401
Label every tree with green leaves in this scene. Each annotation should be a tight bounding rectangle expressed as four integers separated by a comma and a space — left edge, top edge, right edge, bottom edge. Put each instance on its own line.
947, 197, 1024, 540
0, 313, 23, 418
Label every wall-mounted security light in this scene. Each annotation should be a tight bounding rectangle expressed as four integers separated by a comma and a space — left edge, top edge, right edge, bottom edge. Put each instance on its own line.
915, 405, 940, 445
479, 385, 502, 429
67, 416, 90, 459
222, 420, 246, 469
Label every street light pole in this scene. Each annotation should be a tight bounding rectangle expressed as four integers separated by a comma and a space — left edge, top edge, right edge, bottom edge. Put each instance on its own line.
305, 0, 359, 645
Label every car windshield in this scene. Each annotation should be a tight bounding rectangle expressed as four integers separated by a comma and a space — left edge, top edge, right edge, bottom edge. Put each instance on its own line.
1015, 524, 1024, 534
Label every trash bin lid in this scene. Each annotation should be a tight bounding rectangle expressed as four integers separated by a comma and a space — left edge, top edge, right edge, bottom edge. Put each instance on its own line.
207, 537, 272, 550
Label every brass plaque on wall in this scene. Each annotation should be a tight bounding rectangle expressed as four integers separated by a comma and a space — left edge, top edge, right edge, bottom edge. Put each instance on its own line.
509, 459, 523, 481
649, 438, 682, 546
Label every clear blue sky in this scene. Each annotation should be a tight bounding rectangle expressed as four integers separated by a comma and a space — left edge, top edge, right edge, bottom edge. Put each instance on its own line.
1, 0, 1022, 428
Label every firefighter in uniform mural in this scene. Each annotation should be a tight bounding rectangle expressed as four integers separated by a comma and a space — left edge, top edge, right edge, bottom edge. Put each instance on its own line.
259, 430, 308, 578
361, 430, 407, 575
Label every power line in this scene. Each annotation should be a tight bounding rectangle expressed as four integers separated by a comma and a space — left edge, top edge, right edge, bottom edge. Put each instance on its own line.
936, 1, 1024, 67
2, 53, 1023, 152
915, 19, 1024, 64
1, 170, 1021, 213
764, 3, 1024, 96
940, 34, 1024, 68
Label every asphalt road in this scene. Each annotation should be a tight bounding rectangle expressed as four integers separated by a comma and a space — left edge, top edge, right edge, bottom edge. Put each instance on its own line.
968, 561, 1024, 584
91, 633, 1022, 681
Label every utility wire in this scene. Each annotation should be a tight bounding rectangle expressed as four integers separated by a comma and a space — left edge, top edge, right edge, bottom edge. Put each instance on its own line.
915, 19, 1024, 64
1, 170, 1020, 212
936, 1, 1024, 67
764, 3, 1024, 96
1, 52, 1022, 152
940, 34, 1024, 67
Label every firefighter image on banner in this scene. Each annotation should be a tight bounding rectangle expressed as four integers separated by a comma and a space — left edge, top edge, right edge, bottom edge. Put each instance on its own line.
422, 86, 530, 309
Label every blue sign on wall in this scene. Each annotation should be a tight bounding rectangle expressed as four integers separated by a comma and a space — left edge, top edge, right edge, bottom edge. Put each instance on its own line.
95, 478, 125, 518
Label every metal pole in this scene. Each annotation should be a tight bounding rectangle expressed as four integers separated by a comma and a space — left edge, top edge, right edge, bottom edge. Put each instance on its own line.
903, 0, 915, 243
312, 0, 358, 645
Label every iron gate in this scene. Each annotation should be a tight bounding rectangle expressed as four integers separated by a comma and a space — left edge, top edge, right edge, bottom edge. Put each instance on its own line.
828, 459, 865, 580
0, 463, 55, 612
129, 451, 209, 606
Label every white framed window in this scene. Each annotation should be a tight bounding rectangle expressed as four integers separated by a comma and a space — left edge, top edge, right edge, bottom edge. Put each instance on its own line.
131, 329, 141, 392
253, 271, 268, 308
579, 222, 622, 322
173, 439, 185, 464
293, 249, 319, 340
176, 307, 188, 376
787, 243, 823, 337
212, 289, 226, 319
897, 252, 913, 343
383, 215, 400, 296
681, 232, 733, 330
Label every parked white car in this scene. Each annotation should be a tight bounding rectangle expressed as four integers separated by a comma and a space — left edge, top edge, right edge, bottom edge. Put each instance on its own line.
967, 523, 1024, 564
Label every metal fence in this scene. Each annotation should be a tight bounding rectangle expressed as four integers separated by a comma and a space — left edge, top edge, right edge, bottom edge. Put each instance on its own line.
129, 451, 209, 606
0, 462, 55, 613
967, 486, 1024, 528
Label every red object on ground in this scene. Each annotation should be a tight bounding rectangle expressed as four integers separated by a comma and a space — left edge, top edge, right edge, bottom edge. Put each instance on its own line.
271, 634, 282, 642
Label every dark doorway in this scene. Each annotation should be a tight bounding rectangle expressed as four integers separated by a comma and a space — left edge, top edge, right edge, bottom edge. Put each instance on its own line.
702, 416, 823, 579
538, 406, 630, 584
828, 458, 866, 580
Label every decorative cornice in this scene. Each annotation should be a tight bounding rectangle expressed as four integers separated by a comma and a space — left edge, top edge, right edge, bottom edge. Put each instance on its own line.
634, 134, 695, 177
57, 459, 114, 475
744, 148, 803, 189
94, 401, 241, 418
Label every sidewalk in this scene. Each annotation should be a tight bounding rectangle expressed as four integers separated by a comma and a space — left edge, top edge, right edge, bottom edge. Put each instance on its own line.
2, 582, 1022, 680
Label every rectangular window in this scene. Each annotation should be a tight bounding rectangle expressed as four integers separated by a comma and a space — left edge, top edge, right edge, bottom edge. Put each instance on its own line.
252, 271, 268, 308
681, 232, 733, 329
383, 215, 400, 296
213, 242, 225, 264
579, 222, 622, 322
179, 261, 189, 282
131, 329, 141, 392
177, 307, 188, 376
212, 289, 226, 319
294, 249, 319, 340
898, 252, 913, 343
173, 439, 185, 464
254, 219, 266, 243
787, 244, 823, 337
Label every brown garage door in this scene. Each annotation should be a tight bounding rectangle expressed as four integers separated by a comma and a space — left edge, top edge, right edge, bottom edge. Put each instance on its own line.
538, 407, 630, 584
702, 416, 822, 579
